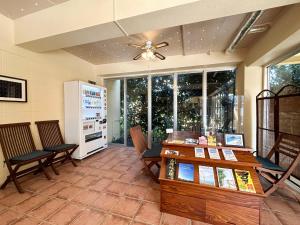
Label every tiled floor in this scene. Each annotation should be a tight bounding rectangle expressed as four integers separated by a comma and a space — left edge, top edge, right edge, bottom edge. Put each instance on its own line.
0, 145, 299, 225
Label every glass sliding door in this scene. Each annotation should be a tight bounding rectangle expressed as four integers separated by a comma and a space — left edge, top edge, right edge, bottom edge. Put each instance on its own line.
177, 72, 203, 132
152, 75, 173, 144
206, 70, 236, 133
126, 77, 148, 146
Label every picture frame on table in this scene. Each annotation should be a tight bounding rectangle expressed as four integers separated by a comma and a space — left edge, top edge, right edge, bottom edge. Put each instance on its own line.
224, 133, 245, 148
0, 75, 27, 102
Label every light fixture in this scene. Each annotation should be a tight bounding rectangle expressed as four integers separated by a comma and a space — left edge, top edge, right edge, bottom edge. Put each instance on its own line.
142, 49, 155, 60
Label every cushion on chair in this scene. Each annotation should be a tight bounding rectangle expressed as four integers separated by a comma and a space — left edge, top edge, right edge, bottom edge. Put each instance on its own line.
142, 144, 162, 158
44, 144, 77, 152
256, 156, 286, 172
11, 150, 52, 162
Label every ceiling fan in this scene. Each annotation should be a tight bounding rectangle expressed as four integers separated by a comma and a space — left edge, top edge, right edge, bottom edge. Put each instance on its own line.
128, 40, 169, 60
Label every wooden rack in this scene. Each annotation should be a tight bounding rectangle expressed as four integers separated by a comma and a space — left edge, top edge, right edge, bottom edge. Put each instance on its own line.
159, 145, 264, 225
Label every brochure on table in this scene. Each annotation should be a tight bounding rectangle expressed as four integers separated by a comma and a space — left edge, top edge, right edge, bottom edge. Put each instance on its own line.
235, 169, 256, 193
222, 149, 237, 161
208, 148, 221, 159
195, 147, 205, 158
199, 166, 215, 186
178, 163, 194, 182
217, 167, 237, 190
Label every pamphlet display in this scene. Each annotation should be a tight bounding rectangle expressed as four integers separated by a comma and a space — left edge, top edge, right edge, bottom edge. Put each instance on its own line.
162, 144, 259, 195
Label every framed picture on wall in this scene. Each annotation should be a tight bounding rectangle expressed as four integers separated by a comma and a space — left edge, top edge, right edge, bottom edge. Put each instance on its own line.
0, 75, 27, 102
224, 133, 245, 148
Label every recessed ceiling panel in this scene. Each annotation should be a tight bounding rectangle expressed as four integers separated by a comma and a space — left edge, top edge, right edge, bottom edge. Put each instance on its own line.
65, 26, 183, 65
183, 14, 247, 55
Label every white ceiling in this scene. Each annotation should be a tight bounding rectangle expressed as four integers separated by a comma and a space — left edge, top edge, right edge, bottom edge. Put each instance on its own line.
0, 1, 286, 65
0, 0, 69, 19
64, 6, 285, 65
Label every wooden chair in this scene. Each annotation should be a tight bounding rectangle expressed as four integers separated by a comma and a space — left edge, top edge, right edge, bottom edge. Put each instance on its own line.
256, 134, 300, 196
0, 122, 53, 193
35, 120, 79, 175
130, 125, 161, 183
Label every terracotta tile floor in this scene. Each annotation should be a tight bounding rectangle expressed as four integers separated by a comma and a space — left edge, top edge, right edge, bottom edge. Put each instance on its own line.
0, 145, 299, 225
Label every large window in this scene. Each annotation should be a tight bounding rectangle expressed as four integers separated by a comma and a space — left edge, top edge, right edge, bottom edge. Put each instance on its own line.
207, 70, 236, 133
268, 63, 300, 92
105, 68, 240, 146
177, 72, 202, 131
152, 75, 173, 144
126, 77, 148, 146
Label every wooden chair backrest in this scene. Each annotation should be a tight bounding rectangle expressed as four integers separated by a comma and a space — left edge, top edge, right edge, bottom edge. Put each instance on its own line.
0, 122, 36, 161
130, 125, 147, 156
268, 134, 300, 174
35, 120, 64, 148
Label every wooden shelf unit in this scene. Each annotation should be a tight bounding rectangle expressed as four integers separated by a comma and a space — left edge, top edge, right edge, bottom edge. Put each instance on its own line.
159, 146, 265, 225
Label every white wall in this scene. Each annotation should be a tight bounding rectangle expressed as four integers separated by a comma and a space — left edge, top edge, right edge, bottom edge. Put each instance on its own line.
239, 64, 263, 148
95, 51, 245, 77
105, 79, 121, 143
0, 14, 96, 184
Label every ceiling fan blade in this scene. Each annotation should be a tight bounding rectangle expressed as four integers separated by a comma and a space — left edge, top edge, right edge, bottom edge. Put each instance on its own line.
133, 53, 142, 60
154, 52, 166, 60
155, 42, 169, 49
128, 43, 143, 48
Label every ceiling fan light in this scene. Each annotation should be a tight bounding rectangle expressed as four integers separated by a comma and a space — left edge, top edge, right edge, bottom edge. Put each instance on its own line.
147, 50, 154, 58
141, 50, 155, 60
142, 52, 147, 59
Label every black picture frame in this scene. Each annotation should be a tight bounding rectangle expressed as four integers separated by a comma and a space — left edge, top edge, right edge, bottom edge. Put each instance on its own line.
224, 133, 245, 148
0, 75, 27, 102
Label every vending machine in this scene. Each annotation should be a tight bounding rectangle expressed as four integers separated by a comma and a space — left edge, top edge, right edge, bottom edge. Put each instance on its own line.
64, 81, 107, 159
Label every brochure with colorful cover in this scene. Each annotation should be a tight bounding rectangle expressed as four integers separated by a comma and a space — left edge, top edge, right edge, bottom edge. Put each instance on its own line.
199, 166, 215, 186
222, 149, 237, 161
166, 158, 176, 180
208, 148, 220, 159
178, 163, 194, 182
217, 167, 237, 190
198, 136, 208, 145
195, 147, 205, 158
165, 149, 179, 156
185, 138, 198, 144
235, 169, 256, 193
207, 135, 217, 146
